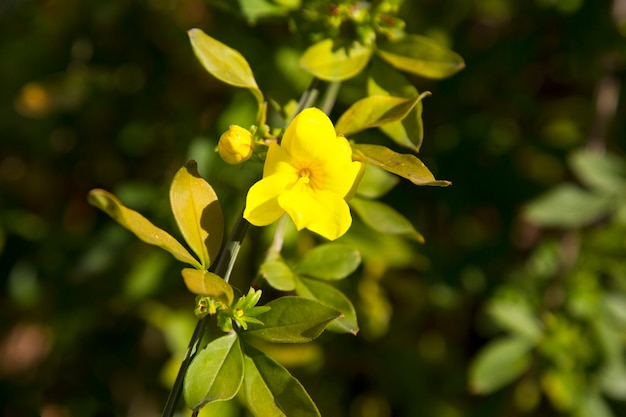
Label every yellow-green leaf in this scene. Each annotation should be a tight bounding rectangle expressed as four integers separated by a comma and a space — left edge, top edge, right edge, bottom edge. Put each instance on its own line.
368, 59, 425, 151
170, 160, 223, 269
469, 337, 534, 395
241, 344, 321, 417
356, 163, 399, 199
335, 94, 427, 137
260, 258, 296, 292
244, 296, 341, 343
351, 144, 451, 187
377, 34, 465, 79
299, 38, 372, 82
184, 333, 243, 410
295, 277, 359, 335
87, 189, 201, 268
350, 197, 424, 243
181, 268, 234, 305
294, 243, 361, 280
188, 29, 264, 109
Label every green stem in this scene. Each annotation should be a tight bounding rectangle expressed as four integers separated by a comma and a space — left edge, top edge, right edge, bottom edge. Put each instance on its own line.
213, 212, 250, 283
293, 78, 321, 120
161, 76, 327, 416
319, 81, 342, 116
160, 213, 249, 417
266, 214, 289, 259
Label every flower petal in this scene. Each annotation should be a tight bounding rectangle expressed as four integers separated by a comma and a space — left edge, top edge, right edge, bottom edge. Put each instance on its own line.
263, 142, 296, 178
282, 108, 348, 165
244, 173, 293, 226
278, 186, 352, 241
320, 160, 363, 197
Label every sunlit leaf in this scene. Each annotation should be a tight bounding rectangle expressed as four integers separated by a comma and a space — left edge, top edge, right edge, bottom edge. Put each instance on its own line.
260, 257, 296, 291
356, 164, 399, 199
350, 197, 424, 242
541, 369, 579, 411
188, 29, 264, 108
299, 38, 372, 82
352, 144, 451, 187
241, 344, 321, 417
170, 160, 223, 269
244, 296, 340, 343
368, 59, 425, 151
181, 268, 234, 305
487, 300, 543, 342
578, 391, 615, 417
295, 277, 358, 334
569, 149, 626, 195
524, 184, 612, 228
294, 243, 361, 280
377, 34, 465, 79
184, 333, 243, 410
469, 337, 533, 394
594, 317, 626, 400
87, 189, 201, 269
238, 0, 293, 23
604, 293, 626, 329
336, 94, 428, 137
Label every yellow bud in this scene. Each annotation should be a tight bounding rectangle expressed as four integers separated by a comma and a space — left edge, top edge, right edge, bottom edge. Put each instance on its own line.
218, 125, 254, 164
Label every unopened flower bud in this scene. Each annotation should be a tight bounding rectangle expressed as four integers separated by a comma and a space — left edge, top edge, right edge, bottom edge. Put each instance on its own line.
218, 125, 254, 164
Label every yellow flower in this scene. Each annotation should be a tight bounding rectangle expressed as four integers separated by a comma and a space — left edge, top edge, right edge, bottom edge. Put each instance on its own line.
244, 107, 362, 240
218, 125, 254, 164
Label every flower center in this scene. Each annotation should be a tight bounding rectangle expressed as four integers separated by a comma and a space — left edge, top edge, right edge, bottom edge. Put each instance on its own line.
298, 168, 312, 184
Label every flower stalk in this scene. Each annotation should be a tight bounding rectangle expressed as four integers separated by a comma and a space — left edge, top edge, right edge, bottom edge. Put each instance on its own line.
160, 213, 249, 417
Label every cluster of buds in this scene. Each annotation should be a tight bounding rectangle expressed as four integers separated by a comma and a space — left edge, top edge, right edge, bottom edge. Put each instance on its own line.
195, 288, 270, 333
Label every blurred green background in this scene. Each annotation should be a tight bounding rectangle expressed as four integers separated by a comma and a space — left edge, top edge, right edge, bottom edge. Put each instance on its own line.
2, 1, 626, 416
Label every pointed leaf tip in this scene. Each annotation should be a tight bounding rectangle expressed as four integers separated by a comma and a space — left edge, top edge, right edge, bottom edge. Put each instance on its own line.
87, 188, 201, 268
188, 29, 263, 107
351, 144, 451, 187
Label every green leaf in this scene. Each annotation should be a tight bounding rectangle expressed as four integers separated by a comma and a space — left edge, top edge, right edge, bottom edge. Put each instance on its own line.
181, 268, 234, 305
351, 143, 451, 187
260, 257, 296, 291
593, 317, 626, 400
241, 344, 321, 417
238, 0, 292, 23
299, 39, 372, 82
541, 369, 579, 411
605, 292, 626, 329
188, 29, 263, 109
350, 197, 424, 243
469, 337, 533, 394
368, 59, 425, 151
356, 163, 399, 199
183, 333, 243, 411
244, 296, 341, 343
170, 160, 224, 269
336, 94, 428, 137
569, 149, 626, 195
524, 184, 612, 228
295, 277, 358, 334
87, 189, 201, 269
578, 391, 615, 417
486, 300, 543, 342
377, 34, 465, 79
294, 243, 361, 280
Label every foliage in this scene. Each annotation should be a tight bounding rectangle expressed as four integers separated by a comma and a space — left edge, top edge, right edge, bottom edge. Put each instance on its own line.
2, 1, 626, 417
